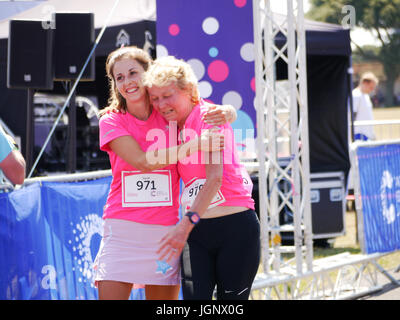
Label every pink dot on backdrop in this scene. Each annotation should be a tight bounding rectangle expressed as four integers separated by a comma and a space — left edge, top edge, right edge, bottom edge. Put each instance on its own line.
234, 0, 246, 8
251, 77, 255, 91
169, 24, 180, 36
207, 60, 229, 82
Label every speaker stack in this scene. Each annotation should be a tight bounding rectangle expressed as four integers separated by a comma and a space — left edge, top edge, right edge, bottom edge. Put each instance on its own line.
7, 19, 54, 90
7, 12, 95, 174
53, 13, 95, 81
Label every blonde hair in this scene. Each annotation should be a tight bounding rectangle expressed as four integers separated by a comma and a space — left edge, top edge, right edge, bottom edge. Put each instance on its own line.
360, 72, 379, 85
142, 56, 200, 103
99, 46, 153, 117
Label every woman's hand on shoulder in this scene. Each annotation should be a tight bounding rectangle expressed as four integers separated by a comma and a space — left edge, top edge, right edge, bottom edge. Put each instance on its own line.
202, 104, 237, 125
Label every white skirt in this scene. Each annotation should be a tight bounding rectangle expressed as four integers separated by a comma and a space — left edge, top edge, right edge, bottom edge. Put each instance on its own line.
93, 218, 180, 287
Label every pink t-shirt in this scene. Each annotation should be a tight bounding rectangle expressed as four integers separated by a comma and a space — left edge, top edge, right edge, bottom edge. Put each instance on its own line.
99, 109, 180, 226
178, 100, 255, 211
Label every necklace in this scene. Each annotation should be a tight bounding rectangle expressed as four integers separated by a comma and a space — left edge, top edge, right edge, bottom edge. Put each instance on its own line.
179, 126, 185, 143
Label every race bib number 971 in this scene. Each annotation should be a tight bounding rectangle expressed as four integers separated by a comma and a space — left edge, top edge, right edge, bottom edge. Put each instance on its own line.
122, 170, 173, 207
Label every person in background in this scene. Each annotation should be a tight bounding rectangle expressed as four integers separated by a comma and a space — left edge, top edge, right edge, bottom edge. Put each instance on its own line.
143, 56, 260, 300
352, 72, 379, 141
94, 46, 236, 300
0, 125, 25, 186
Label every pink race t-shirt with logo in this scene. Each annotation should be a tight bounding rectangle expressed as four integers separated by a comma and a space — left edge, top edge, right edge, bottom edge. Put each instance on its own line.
178, 100, 255, 211
99, 109, 180, 226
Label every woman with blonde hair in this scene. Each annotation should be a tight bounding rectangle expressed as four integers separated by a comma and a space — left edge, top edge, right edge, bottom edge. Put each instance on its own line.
144, 56, 260, 300
94, 46, 236, 300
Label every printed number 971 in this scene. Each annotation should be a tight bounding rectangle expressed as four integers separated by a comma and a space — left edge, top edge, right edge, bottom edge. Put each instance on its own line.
137, 180, 156, 190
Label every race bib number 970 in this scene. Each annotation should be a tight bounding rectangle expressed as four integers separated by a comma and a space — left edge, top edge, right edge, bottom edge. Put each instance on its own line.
122, 170, 173, 207
180, 178, 225, 212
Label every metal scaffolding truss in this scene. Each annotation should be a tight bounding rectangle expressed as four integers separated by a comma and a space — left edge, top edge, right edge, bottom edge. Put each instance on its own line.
252, 0, 313, 276
250, 251, 397, 300
251, 2, 400, 299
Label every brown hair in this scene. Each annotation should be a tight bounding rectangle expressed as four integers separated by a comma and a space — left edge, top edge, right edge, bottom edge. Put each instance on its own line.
99, 46, 153, 117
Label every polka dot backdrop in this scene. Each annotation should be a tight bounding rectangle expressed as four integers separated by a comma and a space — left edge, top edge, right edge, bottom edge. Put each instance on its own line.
156, 0, 256, 154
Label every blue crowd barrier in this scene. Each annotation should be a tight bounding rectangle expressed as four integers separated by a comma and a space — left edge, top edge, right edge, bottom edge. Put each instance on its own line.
0, 176, 146, 300
355, 142, 400, 254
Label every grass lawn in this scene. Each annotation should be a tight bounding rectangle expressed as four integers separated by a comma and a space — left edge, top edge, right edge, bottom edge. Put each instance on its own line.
256, 209, 400, 297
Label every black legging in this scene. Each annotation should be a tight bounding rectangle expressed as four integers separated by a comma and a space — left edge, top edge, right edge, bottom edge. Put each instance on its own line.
181, 209, 260, 300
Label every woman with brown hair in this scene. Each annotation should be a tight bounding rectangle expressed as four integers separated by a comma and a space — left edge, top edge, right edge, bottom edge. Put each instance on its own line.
93, 46, 236, 300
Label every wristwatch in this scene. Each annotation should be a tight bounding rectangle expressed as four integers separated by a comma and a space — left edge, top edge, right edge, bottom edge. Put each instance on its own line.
185, 211, 200, 225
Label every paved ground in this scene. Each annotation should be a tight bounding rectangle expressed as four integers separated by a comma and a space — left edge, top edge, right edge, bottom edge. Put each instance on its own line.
357, 266, 400, 300
333, 210, 400, 300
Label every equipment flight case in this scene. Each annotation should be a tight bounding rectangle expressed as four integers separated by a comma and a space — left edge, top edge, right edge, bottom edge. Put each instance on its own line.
251, 170, 346, 242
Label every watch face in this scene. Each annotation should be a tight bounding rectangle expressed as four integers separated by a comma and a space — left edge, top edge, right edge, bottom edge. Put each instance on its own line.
187, 211, 200, 224
191, 213, 200, 224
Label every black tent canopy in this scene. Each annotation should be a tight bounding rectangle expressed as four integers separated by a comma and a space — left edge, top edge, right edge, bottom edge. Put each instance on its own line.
272, 13, 351, 176
286, 16, 351, 56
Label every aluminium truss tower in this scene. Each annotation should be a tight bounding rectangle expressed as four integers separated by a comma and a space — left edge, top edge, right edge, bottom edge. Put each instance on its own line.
252, 0, 313, 275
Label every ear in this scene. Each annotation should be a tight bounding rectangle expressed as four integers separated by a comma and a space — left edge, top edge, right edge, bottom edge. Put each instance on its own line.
190, 86, 199, 105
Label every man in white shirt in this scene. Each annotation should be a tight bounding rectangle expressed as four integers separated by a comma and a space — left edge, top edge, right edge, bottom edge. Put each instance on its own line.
352, 72, 379, 141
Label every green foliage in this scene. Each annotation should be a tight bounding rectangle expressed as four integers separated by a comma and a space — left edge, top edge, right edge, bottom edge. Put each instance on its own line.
352, 45, 380, 63
307, 0, 400, 30
306, 0, 345, 24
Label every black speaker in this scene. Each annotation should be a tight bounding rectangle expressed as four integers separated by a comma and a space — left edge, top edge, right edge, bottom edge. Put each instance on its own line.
7, 19, 54, 90
53, 12, 95, 81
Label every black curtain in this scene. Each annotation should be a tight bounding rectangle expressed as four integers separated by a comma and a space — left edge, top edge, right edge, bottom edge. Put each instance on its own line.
307, 55, 350, 178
